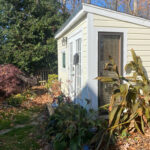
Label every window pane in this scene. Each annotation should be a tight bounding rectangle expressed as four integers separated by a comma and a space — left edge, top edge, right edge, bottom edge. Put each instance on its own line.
62, 52, 66, 68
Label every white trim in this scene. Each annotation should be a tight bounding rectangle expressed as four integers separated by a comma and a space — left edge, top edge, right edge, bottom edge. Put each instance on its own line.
87, 25, 128, 110
83, 3, 150, 28
55, 3, 150, 39
87, 13, 99, 110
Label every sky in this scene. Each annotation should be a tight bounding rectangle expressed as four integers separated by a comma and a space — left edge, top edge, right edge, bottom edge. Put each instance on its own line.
66, 0, 136, 14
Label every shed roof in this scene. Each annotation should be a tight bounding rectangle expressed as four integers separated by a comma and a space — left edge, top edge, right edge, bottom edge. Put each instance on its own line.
55, 3, 150, 39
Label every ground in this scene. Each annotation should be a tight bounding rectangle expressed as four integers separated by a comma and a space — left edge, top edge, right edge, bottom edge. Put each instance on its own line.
0, 86, 52, 150
112, 128, 150, 150
0, 86, 150, 150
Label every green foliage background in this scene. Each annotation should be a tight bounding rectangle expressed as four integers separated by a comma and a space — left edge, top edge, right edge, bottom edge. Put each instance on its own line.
0, 0, 69, 74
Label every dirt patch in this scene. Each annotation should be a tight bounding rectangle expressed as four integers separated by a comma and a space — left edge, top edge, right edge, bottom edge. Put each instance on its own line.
21, 86, 52, 108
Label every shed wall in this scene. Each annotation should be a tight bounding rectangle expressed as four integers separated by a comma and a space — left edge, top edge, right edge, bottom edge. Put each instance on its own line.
93, 14, 150, 76
57, 16, 88, 95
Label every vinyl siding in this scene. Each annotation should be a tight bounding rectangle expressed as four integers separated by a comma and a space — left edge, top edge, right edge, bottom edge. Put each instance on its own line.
93, 14, 150, 77
57, 15, 87, 94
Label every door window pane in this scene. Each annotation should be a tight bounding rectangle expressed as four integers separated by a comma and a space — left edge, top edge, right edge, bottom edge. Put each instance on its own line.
98, 32, 123, 106
76, 38, 81, 96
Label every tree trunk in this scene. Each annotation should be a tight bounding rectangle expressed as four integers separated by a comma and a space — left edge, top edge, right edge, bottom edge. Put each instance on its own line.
115, 0, 119, 11
147, 0, 150, 19
127, 0, 132, 14
133, 0, 138, 15
87, 0, 91, 4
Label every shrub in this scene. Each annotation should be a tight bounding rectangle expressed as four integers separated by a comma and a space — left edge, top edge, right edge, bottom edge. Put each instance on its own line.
96, 49, 150, 149
6, 93, 26, 107
47, 103, 106, 150
0, 64, 37, 98
46, 74, 58, 89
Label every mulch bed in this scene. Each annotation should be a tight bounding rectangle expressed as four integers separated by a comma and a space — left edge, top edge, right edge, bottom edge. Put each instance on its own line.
111, 128, 150, 150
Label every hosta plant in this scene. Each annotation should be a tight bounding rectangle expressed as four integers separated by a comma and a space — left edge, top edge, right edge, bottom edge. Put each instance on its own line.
96, 49, 150, 149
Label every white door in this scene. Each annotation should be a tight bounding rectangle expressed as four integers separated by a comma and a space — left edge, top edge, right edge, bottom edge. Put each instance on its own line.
68, 33, 82, 100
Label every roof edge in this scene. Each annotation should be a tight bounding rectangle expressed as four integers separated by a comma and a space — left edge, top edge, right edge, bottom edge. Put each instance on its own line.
83, 3, 150, 28
55, 3, 150, 39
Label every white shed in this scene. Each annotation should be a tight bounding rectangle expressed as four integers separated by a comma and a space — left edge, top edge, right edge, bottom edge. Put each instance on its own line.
55, 3, 150, 110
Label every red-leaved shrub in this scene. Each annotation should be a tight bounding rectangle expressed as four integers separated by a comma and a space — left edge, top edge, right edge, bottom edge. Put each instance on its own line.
0, 64, 37, 98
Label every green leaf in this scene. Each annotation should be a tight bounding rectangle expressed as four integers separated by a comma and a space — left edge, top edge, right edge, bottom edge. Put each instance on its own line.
134, 121, 143, 134
141, 116, 145, 133
95, 77, 118, 83
120, 84, 128, 97
132, 102, 140, 113
70, 136, 81, 150
125, 63, 133, 74
145, 107, 150, 119
131, 49, 138, 64
109, 106, 118, 126
54, 141, 67, 150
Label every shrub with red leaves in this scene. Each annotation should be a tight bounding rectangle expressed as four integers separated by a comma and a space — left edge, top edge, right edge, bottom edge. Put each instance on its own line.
0, 64, 37, 98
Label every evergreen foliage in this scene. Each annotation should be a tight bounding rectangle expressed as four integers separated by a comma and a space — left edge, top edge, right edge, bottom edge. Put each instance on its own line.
0, 0, 69, 74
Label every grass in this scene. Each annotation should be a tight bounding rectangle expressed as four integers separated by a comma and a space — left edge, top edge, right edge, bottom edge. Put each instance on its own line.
0, 125, 40, 150
0, 120, 11, 130
0, 87, 48, 150
0, 109, 33, 130
0, 105, 46, 150
14, 113, 31, 124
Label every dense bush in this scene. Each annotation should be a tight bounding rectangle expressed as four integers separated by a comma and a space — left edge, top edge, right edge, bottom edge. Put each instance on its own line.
47, 103, 107, 150
0, 64, 37, 98
6, 93, 26, 107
